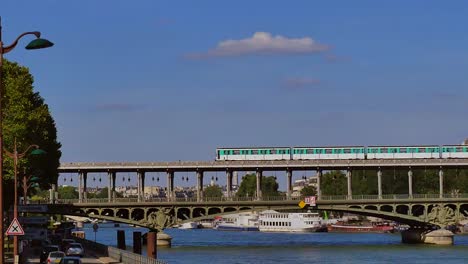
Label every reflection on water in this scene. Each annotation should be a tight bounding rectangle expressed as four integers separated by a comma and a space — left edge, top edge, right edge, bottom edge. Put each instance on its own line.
83, 223, 468, 264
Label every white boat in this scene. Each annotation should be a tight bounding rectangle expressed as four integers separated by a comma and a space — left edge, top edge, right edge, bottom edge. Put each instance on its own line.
213, 212, 259, 231
179, 222, 199, 229
258, 210, 326, 232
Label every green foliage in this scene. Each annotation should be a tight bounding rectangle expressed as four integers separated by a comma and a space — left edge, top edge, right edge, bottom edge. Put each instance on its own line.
236, 173, 280, 197
300, 185, 317, 196
2, 60, 62, 189
204, 185, 223, 198
58, 186, 78, 199
321, 170, 347, 196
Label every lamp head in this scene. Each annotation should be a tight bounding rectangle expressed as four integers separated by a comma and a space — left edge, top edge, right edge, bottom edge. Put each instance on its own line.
25, 38, 54, 50
31, 148, 46, 155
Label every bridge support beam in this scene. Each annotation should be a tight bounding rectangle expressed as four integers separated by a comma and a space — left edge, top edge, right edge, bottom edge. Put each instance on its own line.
226, 170, 233, 199
408, 169, 413, 198
167, 171, 174, 201
439, 168, 444, 198
377, 169, 382, 199
286, 169, 292, 199
197, 170, 204, 202
346, 169, 352, 200
136, 171, 145, 202
316, 169, 322, 200
108, 171, 116, 203
256, 170, 263, 200
78, 172, 83, 203
81, 172, 88, 202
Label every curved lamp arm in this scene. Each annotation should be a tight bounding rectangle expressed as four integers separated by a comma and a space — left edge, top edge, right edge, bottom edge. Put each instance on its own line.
2, 31, 41, 54
4, 144, 40, 159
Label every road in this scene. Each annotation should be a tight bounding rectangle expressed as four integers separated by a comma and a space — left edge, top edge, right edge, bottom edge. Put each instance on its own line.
20, 245, 116, 264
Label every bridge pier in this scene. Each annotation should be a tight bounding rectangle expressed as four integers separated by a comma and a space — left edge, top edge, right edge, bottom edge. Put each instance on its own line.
226, 170, 233, 199
346, 169, 352, 200
256, 170, 263, 200
138, 171, 145, 202
167, 171, 174, 201
401, 228, 454, 245
83, 172, 88, 202
316, 169, 322, 200
408, 169, 413, 198
286, 169, 292, 199
108, 171, 116, 203
439, 168, 444, 198
197, 170, 204, 202
377, 169, 382, 199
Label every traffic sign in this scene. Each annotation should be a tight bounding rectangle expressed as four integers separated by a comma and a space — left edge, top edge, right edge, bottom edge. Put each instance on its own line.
304, 196, 316, 206
93, 223, 99, 232
6, 218, 25, 236
298, 200, 306, 209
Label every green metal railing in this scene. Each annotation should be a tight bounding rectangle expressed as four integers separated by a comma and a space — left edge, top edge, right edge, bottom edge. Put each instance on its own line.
46, 193, 468, 204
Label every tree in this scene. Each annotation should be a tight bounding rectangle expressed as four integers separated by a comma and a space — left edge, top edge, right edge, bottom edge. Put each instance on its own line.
300, 185, 316, 196
204, 185, 223, 198
58, 186, 78, 199
236, 173, 280, 197
2, 60, 62, 199
321, 170, 347, 196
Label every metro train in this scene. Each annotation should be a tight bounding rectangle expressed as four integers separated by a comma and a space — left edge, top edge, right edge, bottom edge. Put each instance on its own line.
216, 144, 468, 161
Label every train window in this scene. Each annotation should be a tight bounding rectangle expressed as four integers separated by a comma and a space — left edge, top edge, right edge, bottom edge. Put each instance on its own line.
233, 150, 240, 155
325, 149, 333, 154
456, 147, 463, 152
344, 149, 352, 154
400, 148, 407, 153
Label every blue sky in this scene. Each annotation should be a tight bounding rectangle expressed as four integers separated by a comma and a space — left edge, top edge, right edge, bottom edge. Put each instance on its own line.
3, 1, 468, 188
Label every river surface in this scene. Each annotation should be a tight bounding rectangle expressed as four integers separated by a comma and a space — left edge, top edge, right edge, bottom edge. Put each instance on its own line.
83, 223, 468, 264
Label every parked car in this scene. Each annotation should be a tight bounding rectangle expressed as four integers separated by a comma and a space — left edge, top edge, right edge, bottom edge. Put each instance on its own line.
47, 251, 66, 264
65, 243, 84, 257
60, 239, 75, 251
59, 256, 82, 264
40, 245, 60, 264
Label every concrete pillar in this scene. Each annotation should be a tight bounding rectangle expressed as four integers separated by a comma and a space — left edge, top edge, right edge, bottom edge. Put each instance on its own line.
232, 171, 238, 186
408, 169, 413, 198
166, 171, 174, 201
112, 172, 117, 201
377, 169, 382, 199
316, 170, 322, 200
137, 171, 145, 202
346, 169, 352, 200
256, 170, 262, 200
197, 171, 204, 202
83, 172, 88, 201
439, 168, 444, 198
107, 171, 113, 203
78, 172, 83, 202
286, 169, 292, 199
226, 170, 233, 199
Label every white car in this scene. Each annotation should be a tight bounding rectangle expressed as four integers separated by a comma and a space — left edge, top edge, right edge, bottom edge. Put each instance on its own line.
65, 243, 84, 257
47, 251, 65, 263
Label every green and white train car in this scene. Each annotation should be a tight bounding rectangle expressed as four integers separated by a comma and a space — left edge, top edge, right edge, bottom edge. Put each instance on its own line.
292, 146, 365, 160
366, 145, 440, 159
216, 147, 291, 161
441, 145, 468, 158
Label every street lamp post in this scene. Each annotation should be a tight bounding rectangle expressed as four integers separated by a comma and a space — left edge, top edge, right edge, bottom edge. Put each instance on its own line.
0, 18, 53, 263
4, 139, 43, 261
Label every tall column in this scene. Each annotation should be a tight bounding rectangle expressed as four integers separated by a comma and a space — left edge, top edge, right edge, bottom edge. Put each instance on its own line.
346, 169, 352, 200
286, 169, 292, 199
83, 172, 88, 201
316, 169, 322, 200
197, 170, 204, 202
78, 172, 83, 203
377, 169, 382, 199
439, 168, 444, 198
256, 170, 262, 200
226, 170, 233, 199
408, 169, 413, 198
232, 171, 238, 186
141, 172, 145, 201
112, 172, 117, 201
166, 171, 174, 201
107, 171, 113, 203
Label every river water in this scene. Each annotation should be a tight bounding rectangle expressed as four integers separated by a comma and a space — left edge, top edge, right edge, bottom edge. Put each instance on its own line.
83, 223, 468, 264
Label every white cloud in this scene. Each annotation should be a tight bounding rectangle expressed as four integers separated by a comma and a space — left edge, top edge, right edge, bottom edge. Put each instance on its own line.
189, 32, 329, 58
